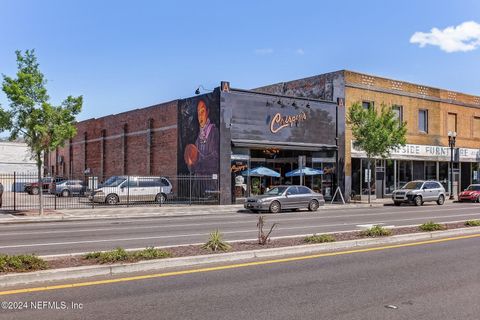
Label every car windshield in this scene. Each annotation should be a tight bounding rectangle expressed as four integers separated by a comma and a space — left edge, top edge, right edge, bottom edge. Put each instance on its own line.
402, 182, 424, 190
466, 185, 480, 191
103, 176, 126, 187
265, 187, 288, 195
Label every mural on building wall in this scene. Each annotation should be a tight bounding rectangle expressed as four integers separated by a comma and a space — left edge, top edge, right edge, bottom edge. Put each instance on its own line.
178, 92, 220, 176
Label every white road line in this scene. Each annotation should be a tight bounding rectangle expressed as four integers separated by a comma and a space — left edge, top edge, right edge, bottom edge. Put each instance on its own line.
0, 203, 469, 228
2, 206, 479, 236
3, 212, 480, 249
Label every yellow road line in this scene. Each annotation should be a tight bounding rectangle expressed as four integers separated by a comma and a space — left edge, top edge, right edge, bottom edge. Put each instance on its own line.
1, 233, 480, 296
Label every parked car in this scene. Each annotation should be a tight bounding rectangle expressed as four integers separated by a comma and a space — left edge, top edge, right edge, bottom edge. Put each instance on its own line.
54, 180, 87, 197
24, 177, 66, 195
89, 176, 173, 205
391, 180, 446, 206
244, 185, 325, 213
458, 184, 480, 203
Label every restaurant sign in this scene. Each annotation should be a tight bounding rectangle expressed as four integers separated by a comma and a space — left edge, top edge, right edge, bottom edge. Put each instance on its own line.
269, 111, 308, 134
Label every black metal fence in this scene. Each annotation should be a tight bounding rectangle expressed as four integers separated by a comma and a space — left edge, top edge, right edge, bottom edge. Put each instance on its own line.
0, 173, 220, 211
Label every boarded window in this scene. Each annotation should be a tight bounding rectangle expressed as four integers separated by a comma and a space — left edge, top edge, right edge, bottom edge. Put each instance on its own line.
474, 117, 480, 138
447, 113, 457, 134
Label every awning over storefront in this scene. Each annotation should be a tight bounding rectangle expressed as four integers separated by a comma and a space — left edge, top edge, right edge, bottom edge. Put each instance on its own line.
232, 139, 337, 152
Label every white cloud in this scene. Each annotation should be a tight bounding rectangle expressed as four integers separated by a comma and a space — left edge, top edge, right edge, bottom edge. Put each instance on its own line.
410, 21, 480, 53
295, 48, 305, 55
254, 48, 274, 55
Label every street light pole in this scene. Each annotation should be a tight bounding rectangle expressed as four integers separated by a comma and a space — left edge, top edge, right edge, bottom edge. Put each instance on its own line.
448, 131, 457, 200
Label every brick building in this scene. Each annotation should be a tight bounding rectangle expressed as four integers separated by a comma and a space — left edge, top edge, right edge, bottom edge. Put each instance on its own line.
256, 70, 480, 199
48, 70, 480, 204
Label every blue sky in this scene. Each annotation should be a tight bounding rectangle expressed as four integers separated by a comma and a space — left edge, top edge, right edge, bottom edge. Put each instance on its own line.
1, 0, 479, 121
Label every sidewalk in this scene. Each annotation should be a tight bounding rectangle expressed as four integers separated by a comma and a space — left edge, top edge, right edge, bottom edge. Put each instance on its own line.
0, 199, 390, 224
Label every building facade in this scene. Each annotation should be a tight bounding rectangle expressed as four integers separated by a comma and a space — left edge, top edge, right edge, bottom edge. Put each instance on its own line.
48, 84, 340, 204
47, 70, 480, 204
0, 142, 36, 173
256, 70, 480, 199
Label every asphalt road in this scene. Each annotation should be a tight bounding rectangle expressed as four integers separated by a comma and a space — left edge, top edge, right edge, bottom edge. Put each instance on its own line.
1, 234, 480, 319
1, 202, 480, 256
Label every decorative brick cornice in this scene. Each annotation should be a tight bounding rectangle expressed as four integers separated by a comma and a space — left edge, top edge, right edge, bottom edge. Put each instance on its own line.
345, 82, 480, 109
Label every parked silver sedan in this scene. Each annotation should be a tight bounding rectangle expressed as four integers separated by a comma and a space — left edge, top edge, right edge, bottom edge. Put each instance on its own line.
244, 185, 325, 213
54, 180, 87, 197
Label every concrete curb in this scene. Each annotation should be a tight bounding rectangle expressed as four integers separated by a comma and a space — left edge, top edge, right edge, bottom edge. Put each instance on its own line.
2, 226, 480, 288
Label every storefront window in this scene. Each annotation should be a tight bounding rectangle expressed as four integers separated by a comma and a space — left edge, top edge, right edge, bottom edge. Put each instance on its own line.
361, 159, 375, 196
397, 160, 412, 189
351, 158, 361, 197
473, 163, 480, 184
425, 161, 436, 181
230, 158, 249, 200
385, 159, 395, 194
413, 161, 425, 180
322, 163, 334, 200
439, 162, 449, 190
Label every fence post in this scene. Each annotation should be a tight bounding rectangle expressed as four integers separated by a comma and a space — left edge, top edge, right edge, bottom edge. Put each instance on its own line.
189, 174, 192, 206
13, 172, 16, 211
127, 175, 130, 207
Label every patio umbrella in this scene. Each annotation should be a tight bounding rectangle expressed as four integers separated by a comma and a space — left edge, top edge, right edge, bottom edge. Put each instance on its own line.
241, 166, 281, 177
285, 167, 323, 177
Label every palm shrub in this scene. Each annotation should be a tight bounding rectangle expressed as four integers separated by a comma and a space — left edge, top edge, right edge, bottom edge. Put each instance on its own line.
203, 229, 231, 252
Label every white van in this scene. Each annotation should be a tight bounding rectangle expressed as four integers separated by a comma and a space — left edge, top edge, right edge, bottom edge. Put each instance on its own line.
89, 176, 173, 205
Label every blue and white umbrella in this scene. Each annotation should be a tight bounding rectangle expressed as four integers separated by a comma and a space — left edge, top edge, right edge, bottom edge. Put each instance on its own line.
285, 167, 323, 177
241, 166, 281, 177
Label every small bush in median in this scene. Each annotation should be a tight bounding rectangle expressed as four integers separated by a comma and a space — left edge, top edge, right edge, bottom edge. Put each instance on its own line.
203, 229, 231, 252
85, 247, 171, 263
0, 254, 47, 273
361, 225, 392, 237
133, 247, 171, 260
465, 220, 480, 227
304, 234, 336, 244
419, 221, 444, 232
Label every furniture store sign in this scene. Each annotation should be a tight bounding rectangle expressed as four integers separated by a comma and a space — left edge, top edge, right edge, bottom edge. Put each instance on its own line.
351, 142, 480, 162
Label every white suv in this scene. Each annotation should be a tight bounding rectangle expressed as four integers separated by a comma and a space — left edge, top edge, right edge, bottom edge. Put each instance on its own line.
392, 180, 446, 206
89, 176, 173, 205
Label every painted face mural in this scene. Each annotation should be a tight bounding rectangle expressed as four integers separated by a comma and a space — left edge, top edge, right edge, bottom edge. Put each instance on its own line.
178, 95, 220, 176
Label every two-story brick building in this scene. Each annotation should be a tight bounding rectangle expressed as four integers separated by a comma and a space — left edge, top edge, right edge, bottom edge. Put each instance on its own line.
256, 70, 480, 199
47, 70, 480, 204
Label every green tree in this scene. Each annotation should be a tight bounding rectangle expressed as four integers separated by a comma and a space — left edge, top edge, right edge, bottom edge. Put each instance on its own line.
0, 50, 82, 214
347, 102, 407, 203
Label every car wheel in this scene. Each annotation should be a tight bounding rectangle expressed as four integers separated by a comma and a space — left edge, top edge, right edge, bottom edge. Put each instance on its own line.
476, 196, 480, 203
437, 194, 445, 205
61, 189, 70, 197
308, 199, 320, 211
105, 194, 119, 205
269, 201, 281, 214
414, 196, 422, 206
155, 193, 167, 204
394, 201, 401, 206
31, 187, 39, 195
